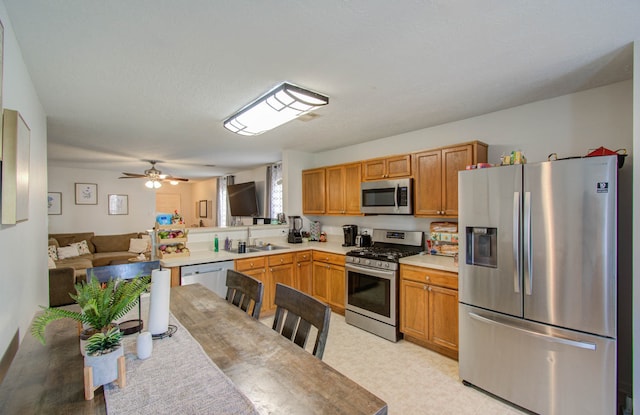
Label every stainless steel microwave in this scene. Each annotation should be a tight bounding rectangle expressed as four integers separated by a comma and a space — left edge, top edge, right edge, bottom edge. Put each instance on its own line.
360, 178, 413, 215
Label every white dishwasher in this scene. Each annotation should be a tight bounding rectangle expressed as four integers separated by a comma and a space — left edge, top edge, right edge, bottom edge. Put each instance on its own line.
180, 261, 234, 298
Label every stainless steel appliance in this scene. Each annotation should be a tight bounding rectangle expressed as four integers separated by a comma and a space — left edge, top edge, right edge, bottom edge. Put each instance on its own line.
356, 231, 372, 247
360, 178, 412, 215
458, 156, 618, 415
345, 229, 423, 342
287, 215, 303, 243
181, 261, 234, 297
342, 224, 358, 247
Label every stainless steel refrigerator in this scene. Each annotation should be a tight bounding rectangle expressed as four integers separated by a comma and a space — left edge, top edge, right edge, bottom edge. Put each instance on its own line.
458, 155, 617, 415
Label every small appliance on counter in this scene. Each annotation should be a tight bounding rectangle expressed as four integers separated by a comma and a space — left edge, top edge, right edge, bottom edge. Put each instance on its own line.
342, 224, 358, 247
356, 231, 372, 247
287, 215, 303, 244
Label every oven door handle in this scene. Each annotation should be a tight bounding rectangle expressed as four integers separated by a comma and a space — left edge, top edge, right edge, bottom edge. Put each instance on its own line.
345, 263, 396, 280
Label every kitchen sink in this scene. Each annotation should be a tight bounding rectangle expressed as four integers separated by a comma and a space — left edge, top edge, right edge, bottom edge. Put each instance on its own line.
251, 244, 289, 251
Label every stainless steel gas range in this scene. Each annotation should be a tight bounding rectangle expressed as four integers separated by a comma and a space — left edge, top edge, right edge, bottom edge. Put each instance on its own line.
345, 229, 424, 342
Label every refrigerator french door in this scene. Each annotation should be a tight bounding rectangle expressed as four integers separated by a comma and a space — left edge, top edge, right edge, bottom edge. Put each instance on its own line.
458, 156, 617, 415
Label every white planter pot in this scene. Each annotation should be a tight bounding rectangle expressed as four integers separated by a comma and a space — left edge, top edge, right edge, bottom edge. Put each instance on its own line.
84, 346, 124, 387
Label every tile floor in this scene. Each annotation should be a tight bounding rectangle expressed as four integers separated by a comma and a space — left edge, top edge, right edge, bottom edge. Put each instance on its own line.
263, 312, 527, 415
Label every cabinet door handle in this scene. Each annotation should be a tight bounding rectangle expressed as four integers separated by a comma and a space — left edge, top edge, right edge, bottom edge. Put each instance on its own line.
428, 286, 432, 292
425, 275, 430, 281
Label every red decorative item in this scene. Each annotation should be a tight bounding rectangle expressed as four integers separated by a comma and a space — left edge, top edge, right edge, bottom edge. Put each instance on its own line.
586, 147, 627, 168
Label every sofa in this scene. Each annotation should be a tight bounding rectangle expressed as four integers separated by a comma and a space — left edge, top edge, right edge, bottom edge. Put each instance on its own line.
48, 232, 151, 282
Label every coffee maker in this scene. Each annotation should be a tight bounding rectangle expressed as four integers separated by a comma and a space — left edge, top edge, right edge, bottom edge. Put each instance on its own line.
342, 225, 358, 247
288, 216, 303, 244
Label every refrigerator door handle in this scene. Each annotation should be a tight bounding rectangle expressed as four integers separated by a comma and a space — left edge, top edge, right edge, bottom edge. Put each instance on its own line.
513, 192, 521, 293
469, 312, 597, 351
523, 191, 532, 295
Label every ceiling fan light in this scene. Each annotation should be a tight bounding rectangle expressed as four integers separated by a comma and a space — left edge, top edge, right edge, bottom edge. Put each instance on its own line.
153, 181, 162, 189
223, 82, 328, 136
145, 180, 154, 188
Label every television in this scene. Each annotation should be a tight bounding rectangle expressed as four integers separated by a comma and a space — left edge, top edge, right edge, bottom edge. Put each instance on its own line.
227, 181, 260, 217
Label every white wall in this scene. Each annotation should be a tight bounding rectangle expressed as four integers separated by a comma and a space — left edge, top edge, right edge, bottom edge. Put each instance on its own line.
633, 40, 639, 413
0, 2, 48, 354
48, 166, 157, 234
191, 178, 218, 227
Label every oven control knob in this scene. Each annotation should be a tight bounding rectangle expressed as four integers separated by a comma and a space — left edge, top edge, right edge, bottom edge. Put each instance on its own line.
365, 259, 371, 266
354, 258, 360, 264
376, 261, 382, 267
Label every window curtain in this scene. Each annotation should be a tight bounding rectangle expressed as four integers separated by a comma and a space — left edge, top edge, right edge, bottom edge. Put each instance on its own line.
269, 162, 283, 220
217, 175, 234, 227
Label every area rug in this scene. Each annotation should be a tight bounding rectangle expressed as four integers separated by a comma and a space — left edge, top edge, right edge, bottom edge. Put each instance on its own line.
103, 313, 259, 415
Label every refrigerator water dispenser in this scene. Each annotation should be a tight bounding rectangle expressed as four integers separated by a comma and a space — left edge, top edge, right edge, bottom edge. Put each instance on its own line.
466, 227, 497, 268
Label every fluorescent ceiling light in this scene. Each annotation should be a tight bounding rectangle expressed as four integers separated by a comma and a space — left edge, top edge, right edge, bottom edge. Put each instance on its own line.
223, 82, 329, 136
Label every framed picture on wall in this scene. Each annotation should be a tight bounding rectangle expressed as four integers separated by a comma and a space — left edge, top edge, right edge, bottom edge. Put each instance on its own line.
198, 200, 208, 218
75, 183, 97, 205
48, 192, 62, 215
108, 194, 128, 215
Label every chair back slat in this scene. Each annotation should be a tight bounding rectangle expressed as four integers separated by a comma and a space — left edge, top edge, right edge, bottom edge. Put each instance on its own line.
272, 283, 331, 359
225, 270, 264, 319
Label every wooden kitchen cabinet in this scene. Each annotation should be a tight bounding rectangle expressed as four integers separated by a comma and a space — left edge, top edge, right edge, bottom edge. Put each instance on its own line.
413, 141, 487, 217
302, 168, 326, 214
400, 264, 459, 360
294, 250, 313, 295
362, 154, 411, 181
312, 251, 346, 314
235, 256, 269, 315
267, 253, 295, 311
326, 162, 362, 215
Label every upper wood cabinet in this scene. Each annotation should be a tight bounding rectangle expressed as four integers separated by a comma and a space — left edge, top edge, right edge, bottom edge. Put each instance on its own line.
362, 154, 411, 181
326, 163, 362, 215
413, 141, 487, 217
302, 168, 326, 214
303, 163, 361, 216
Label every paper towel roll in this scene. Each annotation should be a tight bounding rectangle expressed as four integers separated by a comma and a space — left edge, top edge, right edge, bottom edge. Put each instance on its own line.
148, 269, 171, 335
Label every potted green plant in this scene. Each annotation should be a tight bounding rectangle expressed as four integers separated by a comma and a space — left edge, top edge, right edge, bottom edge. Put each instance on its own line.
31, 274, 151, 353
83, 326, 125, 390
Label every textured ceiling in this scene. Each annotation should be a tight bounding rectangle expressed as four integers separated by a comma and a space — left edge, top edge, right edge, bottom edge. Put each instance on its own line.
3, 0, 639, 180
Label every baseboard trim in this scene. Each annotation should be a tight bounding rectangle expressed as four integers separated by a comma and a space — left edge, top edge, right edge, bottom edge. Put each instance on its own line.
0, 329, 19, 385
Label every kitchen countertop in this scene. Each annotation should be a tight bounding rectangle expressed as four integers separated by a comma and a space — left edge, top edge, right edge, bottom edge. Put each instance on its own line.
159, 238, 354, 267
399, 253, 458, 273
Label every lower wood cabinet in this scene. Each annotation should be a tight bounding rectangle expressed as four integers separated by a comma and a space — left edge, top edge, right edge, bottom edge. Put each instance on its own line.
234, 256, 269, 315
311, 251, 346, 314
400, 264, 459, 360
234, 250, 346, 316
294, 251, 313, 295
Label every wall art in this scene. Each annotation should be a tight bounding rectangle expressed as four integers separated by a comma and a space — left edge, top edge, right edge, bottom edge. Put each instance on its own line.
75, 183, 97, 205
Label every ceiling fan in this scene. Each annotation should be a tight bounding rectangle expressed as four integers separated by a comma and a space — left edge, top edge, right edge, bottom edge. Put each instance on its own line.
119, 160, 189, 188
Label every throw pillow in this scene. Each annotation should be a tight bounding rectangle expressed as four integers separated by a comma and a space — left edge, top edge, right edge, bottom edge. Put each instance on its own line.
48, 244, 59, 261
47, 256, 57, 269
71, 240, 91, 255
57, 245, 80, 260
128, 238, 149, 254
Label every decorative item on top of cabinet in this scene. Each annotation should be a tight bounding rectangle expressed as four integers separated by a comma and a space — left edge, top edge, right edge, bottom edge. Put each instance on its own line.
399, 263, 459, 360
413, 141, 487, 217
311, 251, 345, 314
362, 154, 411, 181
155, 223, 190, 259
302, 168, 326, 214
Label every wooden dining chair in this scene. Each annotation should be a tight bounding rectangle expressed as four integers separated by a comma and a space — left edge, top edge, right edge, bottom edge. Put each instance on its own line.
225, 269, 264, 319
272, 283, 331, 360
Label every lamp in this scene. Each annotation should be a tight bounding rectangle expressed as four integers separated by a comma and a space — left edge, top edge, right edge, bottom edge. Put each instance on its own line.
223, 82, 329, 136
145, 179, 162, 189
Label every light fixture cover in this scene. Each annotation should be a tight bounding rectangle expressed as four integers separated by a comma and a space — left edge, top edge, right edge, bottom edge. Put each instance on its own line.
224, 82, 328, 136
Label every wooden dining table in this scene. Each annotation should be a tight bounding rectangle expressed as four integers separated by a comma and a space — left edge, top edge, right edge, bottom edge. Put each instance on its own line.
0, 284, 387, 414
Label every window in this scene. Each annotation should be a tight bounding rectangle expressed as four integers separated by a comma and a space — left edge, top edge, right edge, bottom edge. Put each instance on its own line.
217, 176, 231, 227
269, 162, 283, 218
